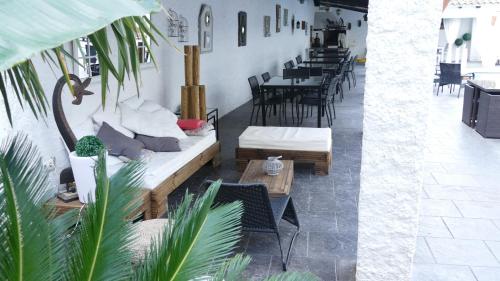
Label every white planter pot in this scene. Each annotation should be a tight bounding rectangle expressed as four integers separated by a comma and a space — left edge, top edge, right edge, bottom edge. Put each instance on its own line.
69, 151, 99, 203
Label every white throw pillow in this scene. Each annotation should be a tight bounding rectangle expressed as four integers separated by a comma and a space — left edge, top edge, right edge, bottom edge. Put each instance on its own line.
92, 106, 134, 138
121, 104, 187, 139
121, 96, 145, 110
139, 100, 165, 113
72, 118, 96, 140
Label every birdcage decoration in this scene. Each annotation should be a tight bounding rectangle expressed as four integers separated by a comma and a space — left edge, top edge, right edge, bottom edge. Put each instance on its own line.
167, 9, 179, 37
178, 15, 189, 42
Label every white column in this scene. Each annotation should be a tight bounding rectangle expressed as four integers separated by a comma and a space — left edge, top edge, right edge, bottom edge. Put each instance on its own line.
356, 1, 441, 280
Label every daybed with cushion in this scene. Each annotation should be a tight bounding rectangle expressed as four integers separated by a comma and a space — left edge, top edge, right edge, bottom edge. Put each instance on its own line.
236, 126, 332, 175
53, 75, 220, 219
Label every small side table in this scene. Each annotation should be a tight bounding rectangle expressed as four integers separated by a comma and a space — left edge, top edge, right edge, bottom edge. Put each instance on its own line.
239, 160, 294, 197
48, 189, 152, 220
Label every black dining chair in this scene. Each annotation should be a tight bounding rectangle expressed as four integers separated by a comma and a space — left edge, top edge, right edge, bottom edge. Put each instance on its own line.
201, 181, 300, 271
345, 55, 357, 88
297, 74, 336, 127
262, 72, 271, 82
437, 63, 462, 97
296, 55, 303, 65
284, 61, 293, 70
309, 67, 323, 77
248, 75, 283, 125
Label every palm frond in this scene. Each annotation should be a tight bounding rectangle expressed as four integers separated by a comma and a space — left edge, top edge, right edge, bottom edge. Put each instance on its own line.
212, 254, 251, 281
135, 180, 244, 281
66, 150, 145, 281
0, 0, 163, 124
0, 134, 61, 281
264, 272, 321, 281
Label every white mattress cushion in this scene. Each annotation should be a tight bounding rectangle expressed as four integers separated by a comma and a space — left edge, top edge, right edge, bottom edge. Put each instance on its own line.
239, 126, 332, 152
106, 131, 216, 189
142, 131, 216, 189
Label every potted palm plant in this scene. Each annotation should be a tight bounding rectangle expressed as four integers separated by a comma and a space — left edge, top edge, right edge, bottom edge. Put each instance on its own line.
0, 134, 317, 280
69, 135, 105, 203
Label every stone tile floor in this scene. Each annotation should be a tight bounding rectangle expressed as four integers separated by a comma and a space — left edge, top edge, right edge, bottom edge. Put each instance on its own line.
168, 68, 365, 280
412, 85, 500, 281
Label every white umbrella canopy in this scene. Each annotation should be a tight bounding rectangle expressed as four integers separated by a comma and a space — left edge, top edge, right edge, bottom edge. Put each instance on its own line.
0, 0, 161, 72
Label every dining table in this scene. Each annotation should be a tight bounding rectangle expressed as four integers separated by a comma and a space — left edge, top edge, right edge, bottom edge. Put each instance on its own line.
260, 75, 326, 128
301, 58, 344, 66
296, 63, 341, 75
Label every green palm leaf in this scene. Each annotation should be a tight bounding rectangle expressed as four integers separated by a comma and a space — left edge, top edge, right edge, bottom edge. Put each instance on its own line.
135, 180, 244, 281
0, 0, 163, 124
0, 134, 64, 281
212, 254, 251, 281
66, 150, 145, 281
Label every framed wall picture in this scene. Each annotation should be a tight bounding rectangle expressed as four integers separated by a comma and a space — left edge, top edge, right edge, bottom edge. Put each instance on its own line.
284, 9, 289, 26
198, 4, 213, 53
296, 21, 300, 30
264, 16, 271, 37
301, 21, 306, 30
238, 11, 247, 47
276, 4, 281, 32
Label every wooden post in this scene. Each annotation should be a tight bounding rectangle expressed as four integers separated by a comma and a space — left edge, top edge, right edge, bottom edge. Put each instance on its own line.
181, 86, 189, 119
199, 85, 207, 121
192, 46, 201, 85
184, 45, 193, 86
188, 86, 200, 119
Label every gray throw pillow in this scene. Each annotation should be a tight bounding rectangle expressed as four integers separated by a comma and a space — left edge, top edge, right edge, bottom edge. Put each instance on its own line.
97, 122, 144, 160
135, 135, 181, 152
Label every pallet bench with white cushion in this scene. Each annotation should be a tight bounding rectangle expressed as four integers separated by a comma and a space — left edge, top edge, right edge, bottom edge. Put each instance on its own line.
236, 126, 332, 175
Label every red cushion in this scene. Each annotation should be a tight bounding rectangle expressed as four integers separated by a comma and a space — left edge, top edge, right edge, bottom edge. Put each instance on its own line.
177, 119, 206, 130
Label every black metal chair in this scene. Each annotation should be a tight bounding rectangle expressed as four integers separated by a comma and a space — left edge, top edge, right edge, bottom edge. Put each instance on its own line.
309, 67, 323, 77
345, 55, 357, 88
262, 72, 271, 82
297, 74, 336, 127
296, 55, 303, 65
283, 68, 310, 79
202, 181, 300, 271
284, 61, 293, 70
248, 76, 283, 125
437, 63, 462, 97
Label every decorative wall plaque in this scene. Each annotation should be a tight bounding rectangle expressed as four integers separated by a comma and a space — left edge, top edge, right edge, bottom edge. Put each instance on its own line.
178, 15, 189, 42
264, 16, 271, 37
284, 9, 289, 26
276, 5, 281, 32
238, 11, 247, 47
198, 4, 213, 53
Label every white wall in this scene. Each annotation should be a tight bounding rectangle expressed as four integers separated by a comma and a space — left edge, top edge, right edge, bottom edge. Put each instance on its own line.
313, 9, 368, 58
160, 0, 315, 114
356, 0, 441, 280
0, 0, 315, 193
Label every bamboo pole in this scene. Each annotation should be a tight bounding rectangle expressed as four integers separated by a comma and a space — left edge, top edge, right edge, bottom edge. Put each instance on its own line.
199, 85, 206, 121
188, 86, 200, 119
184, 45, 193, 86
192, 46, 201, 85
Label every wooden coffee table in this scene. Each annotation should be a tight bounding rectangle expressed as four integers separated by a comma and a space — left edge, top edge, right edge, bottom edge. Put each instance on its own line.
239, 160, 294, 197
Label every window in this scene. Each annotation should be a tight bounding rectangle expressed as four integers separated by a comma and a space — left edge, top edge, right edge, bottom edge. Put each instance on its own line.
136, 31, 152, 64
137, 15, 152, 64
74, 16, 152, 78
75, 37, 100, 78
